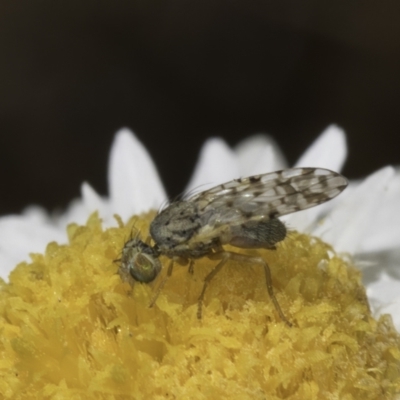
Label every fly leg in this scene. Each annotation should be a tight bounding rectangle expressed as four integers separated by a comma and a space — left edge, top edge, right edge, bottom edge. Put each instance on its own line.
232, 252, 292, 327
188, 259, 195, 274
149, 259, 174, 308
197, 252, 230, 319
198, 251, 292, 327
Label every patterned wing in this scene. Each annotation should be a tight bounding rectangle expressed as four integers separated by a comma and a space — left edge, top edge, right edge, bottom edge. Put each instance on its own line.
189, 168, 348, 225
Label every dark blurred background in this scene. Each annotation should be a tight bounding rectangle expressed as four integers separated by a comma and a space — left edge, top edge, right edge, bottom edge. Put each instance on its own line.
1, 0, 400, 215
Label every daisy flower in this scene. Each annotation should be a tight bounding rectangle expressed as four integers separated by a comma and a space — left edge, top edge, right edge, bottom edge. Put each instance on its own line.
0, 125, 399, 398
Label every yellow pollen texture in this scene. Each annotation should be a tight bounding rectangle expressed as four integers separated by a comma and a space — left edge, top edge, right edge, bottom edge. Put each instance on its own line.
0, 213, 399, 399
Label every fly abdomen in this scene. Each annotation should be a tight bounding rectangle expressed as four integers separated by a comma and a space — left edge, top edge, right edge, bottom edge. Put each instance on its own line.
228, 218, 287, 249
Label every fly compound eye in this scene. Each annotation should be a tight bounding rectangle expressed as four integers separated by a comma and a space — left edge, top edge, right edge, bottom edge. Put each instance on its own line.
130, 253, 161, 283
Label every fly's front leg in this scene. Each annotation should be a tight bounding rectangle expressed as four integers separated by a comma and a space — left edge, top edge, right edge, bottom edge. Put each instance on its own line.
188, 259, 195, 274
199, 251, 292, 327
197, 252, 230, 319
149, 259, 174, 308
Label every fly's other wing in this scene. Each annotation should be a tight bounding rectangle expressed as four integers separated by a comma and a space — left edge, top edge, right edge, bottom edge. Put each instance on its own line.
189, 168, 348, 226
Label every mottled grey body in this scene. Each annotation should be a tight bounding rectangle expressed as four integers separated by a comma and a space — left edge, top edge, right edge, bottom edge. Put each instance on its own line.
118, 167, 348, 325
150, 201, 287, 259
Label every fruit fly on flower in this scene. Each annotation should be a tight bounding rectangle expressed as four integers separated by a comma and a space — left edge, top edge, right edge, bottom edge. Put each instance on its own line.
119, 168, 348, 326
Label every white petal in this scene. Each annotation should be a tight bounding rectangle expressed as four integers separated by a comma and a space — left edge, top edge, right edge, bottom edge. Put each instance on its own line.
234, 134, 287, 175
58, 198, 88, 227
283, 210, 315, 233
81, 182, 115, 225
108, 129, 166, 221
360, 172, 400, 251
56, 183, 108, 227
295, 125, 347, 172
0, 209, 66, 280
367, 272, 400, 331
312, 166, 395, 254
367, 272, 400, 304
82, 182, 105, 212
185, 138, 239, 193
377, 299, 400, 332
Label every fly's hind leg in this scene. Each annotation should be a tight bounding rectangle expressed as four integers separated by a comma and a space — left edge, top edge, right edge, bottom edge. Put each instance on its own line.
243, 253, 292, 327
198, 251, 292, 327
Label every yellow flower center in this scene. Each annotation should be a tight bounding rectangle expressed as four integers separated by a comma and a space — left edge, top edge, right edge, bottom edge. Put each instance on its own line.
0, 212, 399, 398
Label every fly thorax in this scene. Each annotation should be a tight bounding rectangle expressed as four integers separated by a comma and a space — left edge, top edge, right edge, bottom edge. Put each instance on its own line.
150, 201, 202, 250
